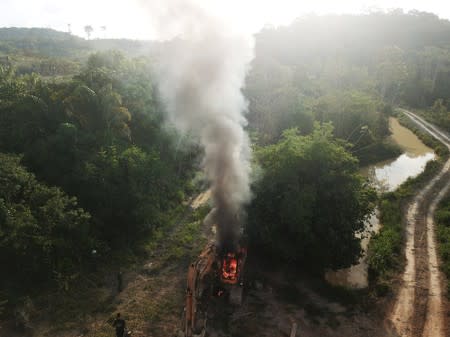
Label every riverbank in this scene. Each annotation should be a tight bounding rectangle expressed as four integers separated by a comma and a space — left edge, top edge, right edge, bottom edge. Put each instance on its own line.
326, 116, 435, 289
367, 109, 449, 296
363, 117, 435, 192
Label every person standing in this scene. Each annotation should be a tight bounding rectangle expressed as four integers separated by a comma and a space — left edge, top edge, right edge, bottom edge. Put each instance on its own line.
113, 313, 126, 337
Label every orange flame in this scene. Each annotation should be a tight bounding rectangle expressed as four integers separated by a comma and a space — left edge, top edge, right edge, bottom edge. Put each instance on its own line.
222, 253, 238, 283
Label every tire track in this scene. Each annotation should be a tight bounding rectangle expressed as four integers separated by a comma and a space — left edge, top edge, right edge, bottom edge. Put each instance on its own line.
423, 178, 450, 337
390, 109, 450, 337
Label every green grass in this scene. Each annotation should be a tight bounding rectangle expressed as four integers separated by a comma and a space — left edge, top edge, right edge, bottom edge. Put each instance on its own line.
13, 196, 211, 337
436, 193, 450, 297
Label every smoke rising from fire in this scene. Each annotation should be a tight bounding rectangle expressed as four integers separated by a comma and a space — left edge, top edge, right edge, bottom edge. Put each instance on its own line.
141, 0, 254, 250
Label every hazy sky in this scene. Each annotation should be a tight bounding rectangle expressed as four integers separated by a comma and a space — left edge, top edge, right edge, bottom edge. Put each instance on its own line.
1, 0, 450, 40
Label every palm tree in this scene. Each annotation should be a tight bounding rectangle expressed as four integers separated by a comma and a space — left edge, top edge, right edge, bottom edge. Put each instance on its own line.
84, 25, 93, 40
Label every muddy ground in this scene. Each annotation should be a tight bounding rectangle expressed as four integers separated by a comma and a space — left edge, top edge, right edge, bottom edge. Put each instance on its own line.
0, 189, 394, 337
389, 110, 450, 337
206, 257, 394, 337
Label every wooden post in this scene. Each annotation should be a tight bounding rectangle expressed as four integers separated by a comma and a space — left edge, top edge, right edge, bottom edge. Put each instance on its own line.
290, 322, 298, 337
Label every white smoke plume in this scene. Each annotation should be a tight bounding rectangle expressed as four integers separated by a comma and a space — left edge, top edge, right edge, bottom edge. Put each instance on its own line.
140, 0, 254, 250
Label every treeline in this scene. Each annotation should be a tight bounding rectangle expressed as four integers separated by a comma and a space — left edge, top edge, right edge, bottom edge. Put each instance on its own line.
0, 28, 88, 57
0, 52, 197, 296
0, 28, 157, 78
0, 28, 156, 59
245, 10, 450, 153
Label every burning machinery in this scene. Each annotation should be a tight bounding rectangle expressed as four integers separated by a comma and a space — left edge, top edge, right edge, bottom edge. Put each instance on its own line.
220, 248, 246, 304
178, 243, 247, 337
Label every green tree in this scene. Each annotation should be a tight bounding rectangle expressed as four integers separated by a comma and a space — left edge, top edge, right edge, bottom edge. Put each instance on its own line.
431, 98, 450, 129
84, 25, 93, 40
0, 153, 92, 291
247, 124, 376, 271
375, 46, 408, 105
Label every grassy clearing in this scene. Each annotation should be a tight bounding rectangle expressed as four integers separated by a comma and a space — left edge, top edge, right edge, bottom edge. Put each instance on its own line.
436, 193, 450, 297
367, 109, 449, 296
17, 201, 210, 337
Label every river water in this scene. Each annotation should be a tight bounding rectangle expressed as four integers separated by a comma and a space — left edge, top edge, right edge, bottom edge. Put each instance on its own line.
325, 117, 435, 288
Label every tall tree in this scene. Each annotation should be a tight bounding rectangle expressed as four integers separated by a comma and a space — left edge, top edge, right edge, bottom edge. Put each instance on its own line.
0, 153, 92, 290
84, 25, 93, 40
247, 124, 376, 271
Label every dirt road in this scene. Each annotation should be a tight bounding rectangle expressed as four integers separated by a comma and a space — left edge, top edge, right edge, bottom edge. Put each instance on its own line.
390, 109, 450, 337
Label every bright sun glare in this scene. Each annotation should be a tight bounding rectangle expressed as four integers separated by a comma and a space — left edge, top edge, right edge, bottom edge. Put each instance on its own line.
1, 0, 450, 39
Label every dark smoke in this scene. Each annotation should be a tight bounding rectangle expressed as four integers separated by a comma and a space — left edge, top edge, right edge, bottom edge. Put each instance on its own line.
141, 0, 254, 251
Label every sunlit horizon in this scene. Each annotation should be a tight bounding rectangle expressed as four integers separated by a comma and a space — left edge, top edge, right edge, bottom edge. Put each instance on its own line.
1, 0, 450, 40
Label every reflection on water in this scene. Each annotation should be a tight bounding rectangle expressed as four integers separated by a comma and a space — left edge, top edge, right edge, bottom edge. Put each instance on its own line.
363, 117, 435, 192
366, 152, 436, 192
325, 117, 435, 288
325, 212, 379, 288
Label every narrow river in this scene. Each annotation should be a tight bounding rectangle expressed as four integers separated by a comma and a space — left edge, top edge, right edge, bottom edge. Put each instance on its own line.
325, 117, 435, 288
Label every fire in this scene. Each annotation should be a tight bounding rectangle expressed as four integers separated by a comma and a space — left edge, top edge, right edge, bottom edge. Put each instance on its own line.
221, 247, 247, 285
222, 252, 238, 283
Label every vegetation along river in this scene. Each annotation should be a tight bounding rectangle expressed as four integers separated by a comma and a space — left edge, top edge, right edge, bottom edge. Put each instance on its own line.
325, 117, 435, 288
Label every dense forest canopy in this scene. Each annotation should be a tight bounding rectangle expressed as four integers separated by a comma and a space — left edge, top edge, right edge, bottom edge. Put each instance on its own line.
246, 10, 450, 136
1, 9, 450, 309
0, 50, 198, 298
247, 124, 376, 270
